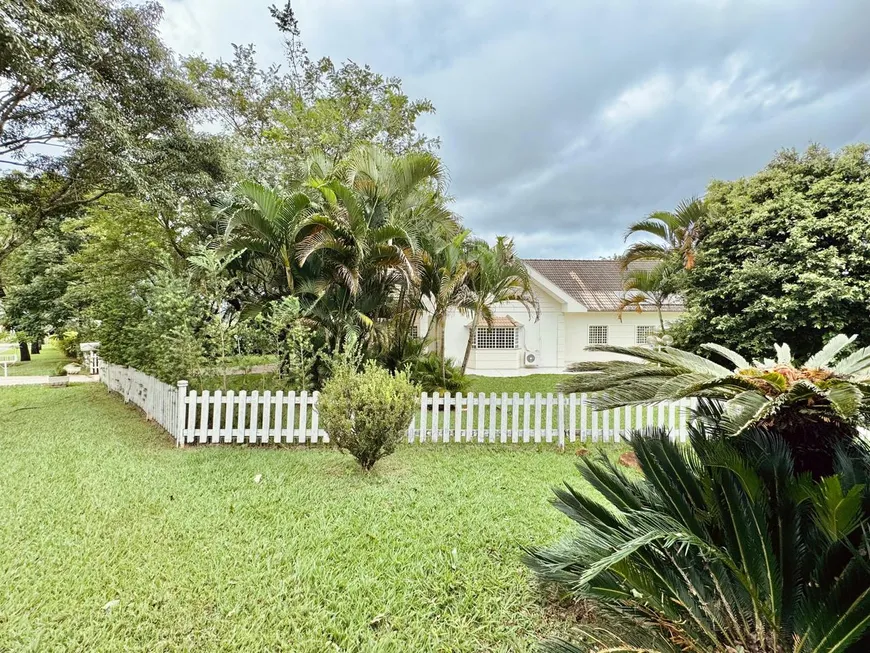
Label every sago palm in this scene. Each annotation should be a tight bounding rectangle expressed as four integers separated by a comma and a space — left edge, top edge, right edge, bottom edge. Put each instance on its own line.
459, 237, 539, 374
526, 412, 870, 652
559, 334, 870, 477
623, 196, 705, 270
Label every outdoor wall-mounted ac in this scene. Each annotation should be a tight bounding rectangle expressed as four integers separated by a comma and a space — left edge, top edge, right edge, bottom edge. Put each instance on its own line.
523, 350, 540, 368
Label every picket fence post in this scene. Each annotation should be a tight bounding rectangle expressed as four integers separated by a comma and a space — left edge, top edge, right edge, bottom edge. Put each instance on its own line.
175, 380, 188, 448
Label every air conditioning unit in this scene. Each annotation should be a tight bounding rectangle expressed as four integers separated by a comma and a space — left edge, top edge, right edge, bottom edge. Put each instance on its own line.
523, 350, 540, 368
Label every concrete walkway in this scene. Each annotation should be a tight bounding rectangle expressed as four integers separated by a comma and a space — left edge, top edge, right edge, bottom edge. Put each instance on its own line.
0, 375, 100, 387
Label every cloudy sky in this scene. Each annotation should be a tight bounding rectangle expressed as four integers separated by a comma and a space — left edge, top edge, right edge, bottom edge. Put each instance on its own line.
159, 0, 870, 258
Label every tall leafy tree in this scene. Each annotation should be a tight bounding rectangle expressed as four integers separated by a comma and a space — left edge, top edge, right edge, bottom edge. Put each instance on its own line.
0, 0, 226, 267
675, 144, 870, 361
219, 146, 458, 358
0, 223, 80, 360
295, 146, 455, 349
420, 229, 480, 358
218, 181, 314, 301
184, 2, 438, 184
459, 237, 538, 374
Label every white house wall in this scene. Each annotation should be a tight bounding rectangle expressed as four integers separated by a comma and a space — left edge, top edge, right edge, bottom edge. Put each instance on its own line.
433, 277, 683, 376
565, 311, 678, 363
439, 278, 566, 376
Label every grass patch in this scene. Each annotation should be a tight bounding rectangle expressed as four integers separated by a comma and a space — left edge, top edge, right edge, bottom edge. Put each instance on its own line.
197, 372, 576, 395
0, 384, 612, 651
467, 374, 572, 395
2, 343, 72, 376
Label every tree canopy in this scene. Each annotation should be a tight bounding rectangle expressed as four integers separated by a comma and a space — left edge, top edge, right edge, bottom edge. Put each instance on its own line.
184, 1, 438, 185
0, 0, 227, 268
674, 144, 870, 361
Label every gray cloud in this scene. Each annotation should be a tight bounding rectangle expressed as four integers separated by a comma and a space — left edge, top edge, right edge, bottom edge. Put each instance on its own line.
159, 0, 870, 257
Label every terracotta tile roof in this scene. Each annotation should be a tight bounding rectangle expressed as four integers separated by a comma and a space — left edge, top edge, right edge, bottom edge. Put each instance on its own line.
466, 315, 520, 328
524, 259, 685, 312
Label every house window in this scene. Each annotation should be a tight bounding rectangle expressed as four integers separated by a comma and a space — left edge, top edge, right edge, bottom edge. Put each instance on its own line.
410, 324, 419, 339
474, 327, 517, 349
636, 325, 656, 345
588, 325, 608, 345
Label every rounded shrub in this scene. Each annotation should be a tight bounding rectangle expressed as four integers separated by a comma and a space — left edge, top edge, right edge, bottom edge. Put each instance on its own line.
318, 361, 417, 470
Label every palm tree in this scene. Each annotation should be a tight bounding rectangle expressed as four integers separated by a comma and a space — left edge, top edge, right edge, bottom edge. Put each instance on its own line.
419, 229, 479, 357
459, 237, 539, 374
616, 261, 679, 331
295, 145, 458, 350
559, 334, 870, 477
623, 197, 705, 270
217, 180, 313, 300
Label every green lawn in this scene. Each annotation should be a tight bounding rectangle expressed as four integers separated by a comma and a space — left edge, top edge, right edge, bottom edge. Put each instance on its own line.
198, 372, 575, 395
0, 384, 604, 651
2, 343, 72, 376
197, 373, 574, 396
467, 374, 572, 395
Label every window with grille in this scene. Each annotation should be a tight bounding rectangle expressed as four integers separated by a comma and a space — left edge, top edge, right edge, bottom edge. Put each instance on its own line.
636, 325, 656, 345
588, 325, 608, 345
410, 324, 419, 339
474, 327, 517, 349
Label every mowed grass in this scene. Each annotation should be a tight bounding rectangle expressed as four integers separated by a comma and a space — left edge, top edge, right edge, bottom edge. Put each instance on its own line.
199, 373, 575, 395
0, 384, 602, 652
467, 374, 572, 395
2, 343, 72, 376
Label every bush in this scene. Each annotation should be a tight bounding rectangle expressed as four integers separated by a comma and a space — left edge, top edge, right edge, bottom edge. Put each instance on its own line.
411, 352, 470, 394
525, 403, 870, 652
318, 361, 417, 470
53, 363, 68, 377
50, 330, 79, 358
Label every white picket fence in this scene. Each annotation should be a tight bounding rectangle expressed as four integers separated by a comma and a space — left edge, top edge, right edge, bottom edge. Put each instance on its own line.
101, 361, 179, 437
98, 359, 698, 447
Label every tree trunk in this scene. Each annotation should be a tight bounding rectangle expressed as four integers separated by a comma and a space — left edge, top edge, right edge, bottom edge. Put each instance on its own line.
31, 340, 40, 354
19, 341, 31, 362
461, 313, 478, 374
437, 317, 446, 359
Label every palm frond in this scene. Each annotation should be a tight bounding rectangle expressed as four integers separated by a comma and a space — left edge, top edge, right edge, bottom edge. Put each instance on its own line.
701, 343, 750, 370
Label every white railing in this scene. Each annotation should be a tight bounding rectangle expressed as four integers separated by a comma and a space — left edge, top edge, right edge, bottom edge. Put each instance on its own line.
98, 359, 697, 447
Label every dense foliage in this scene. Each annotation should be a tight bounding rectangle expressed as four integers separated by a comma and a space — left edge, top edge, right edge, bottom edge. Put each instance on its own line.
527, 410, 870, 652
183, 0, 437, 185
675, 144, 870, 360
0, 1, 536, 383
318, 361, 417, 470
0, 0, 225, 267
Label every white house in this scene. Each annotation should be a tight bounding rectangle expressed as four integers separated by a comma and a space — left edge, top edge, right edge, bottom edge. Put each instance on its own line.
424, 259, 684, 376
